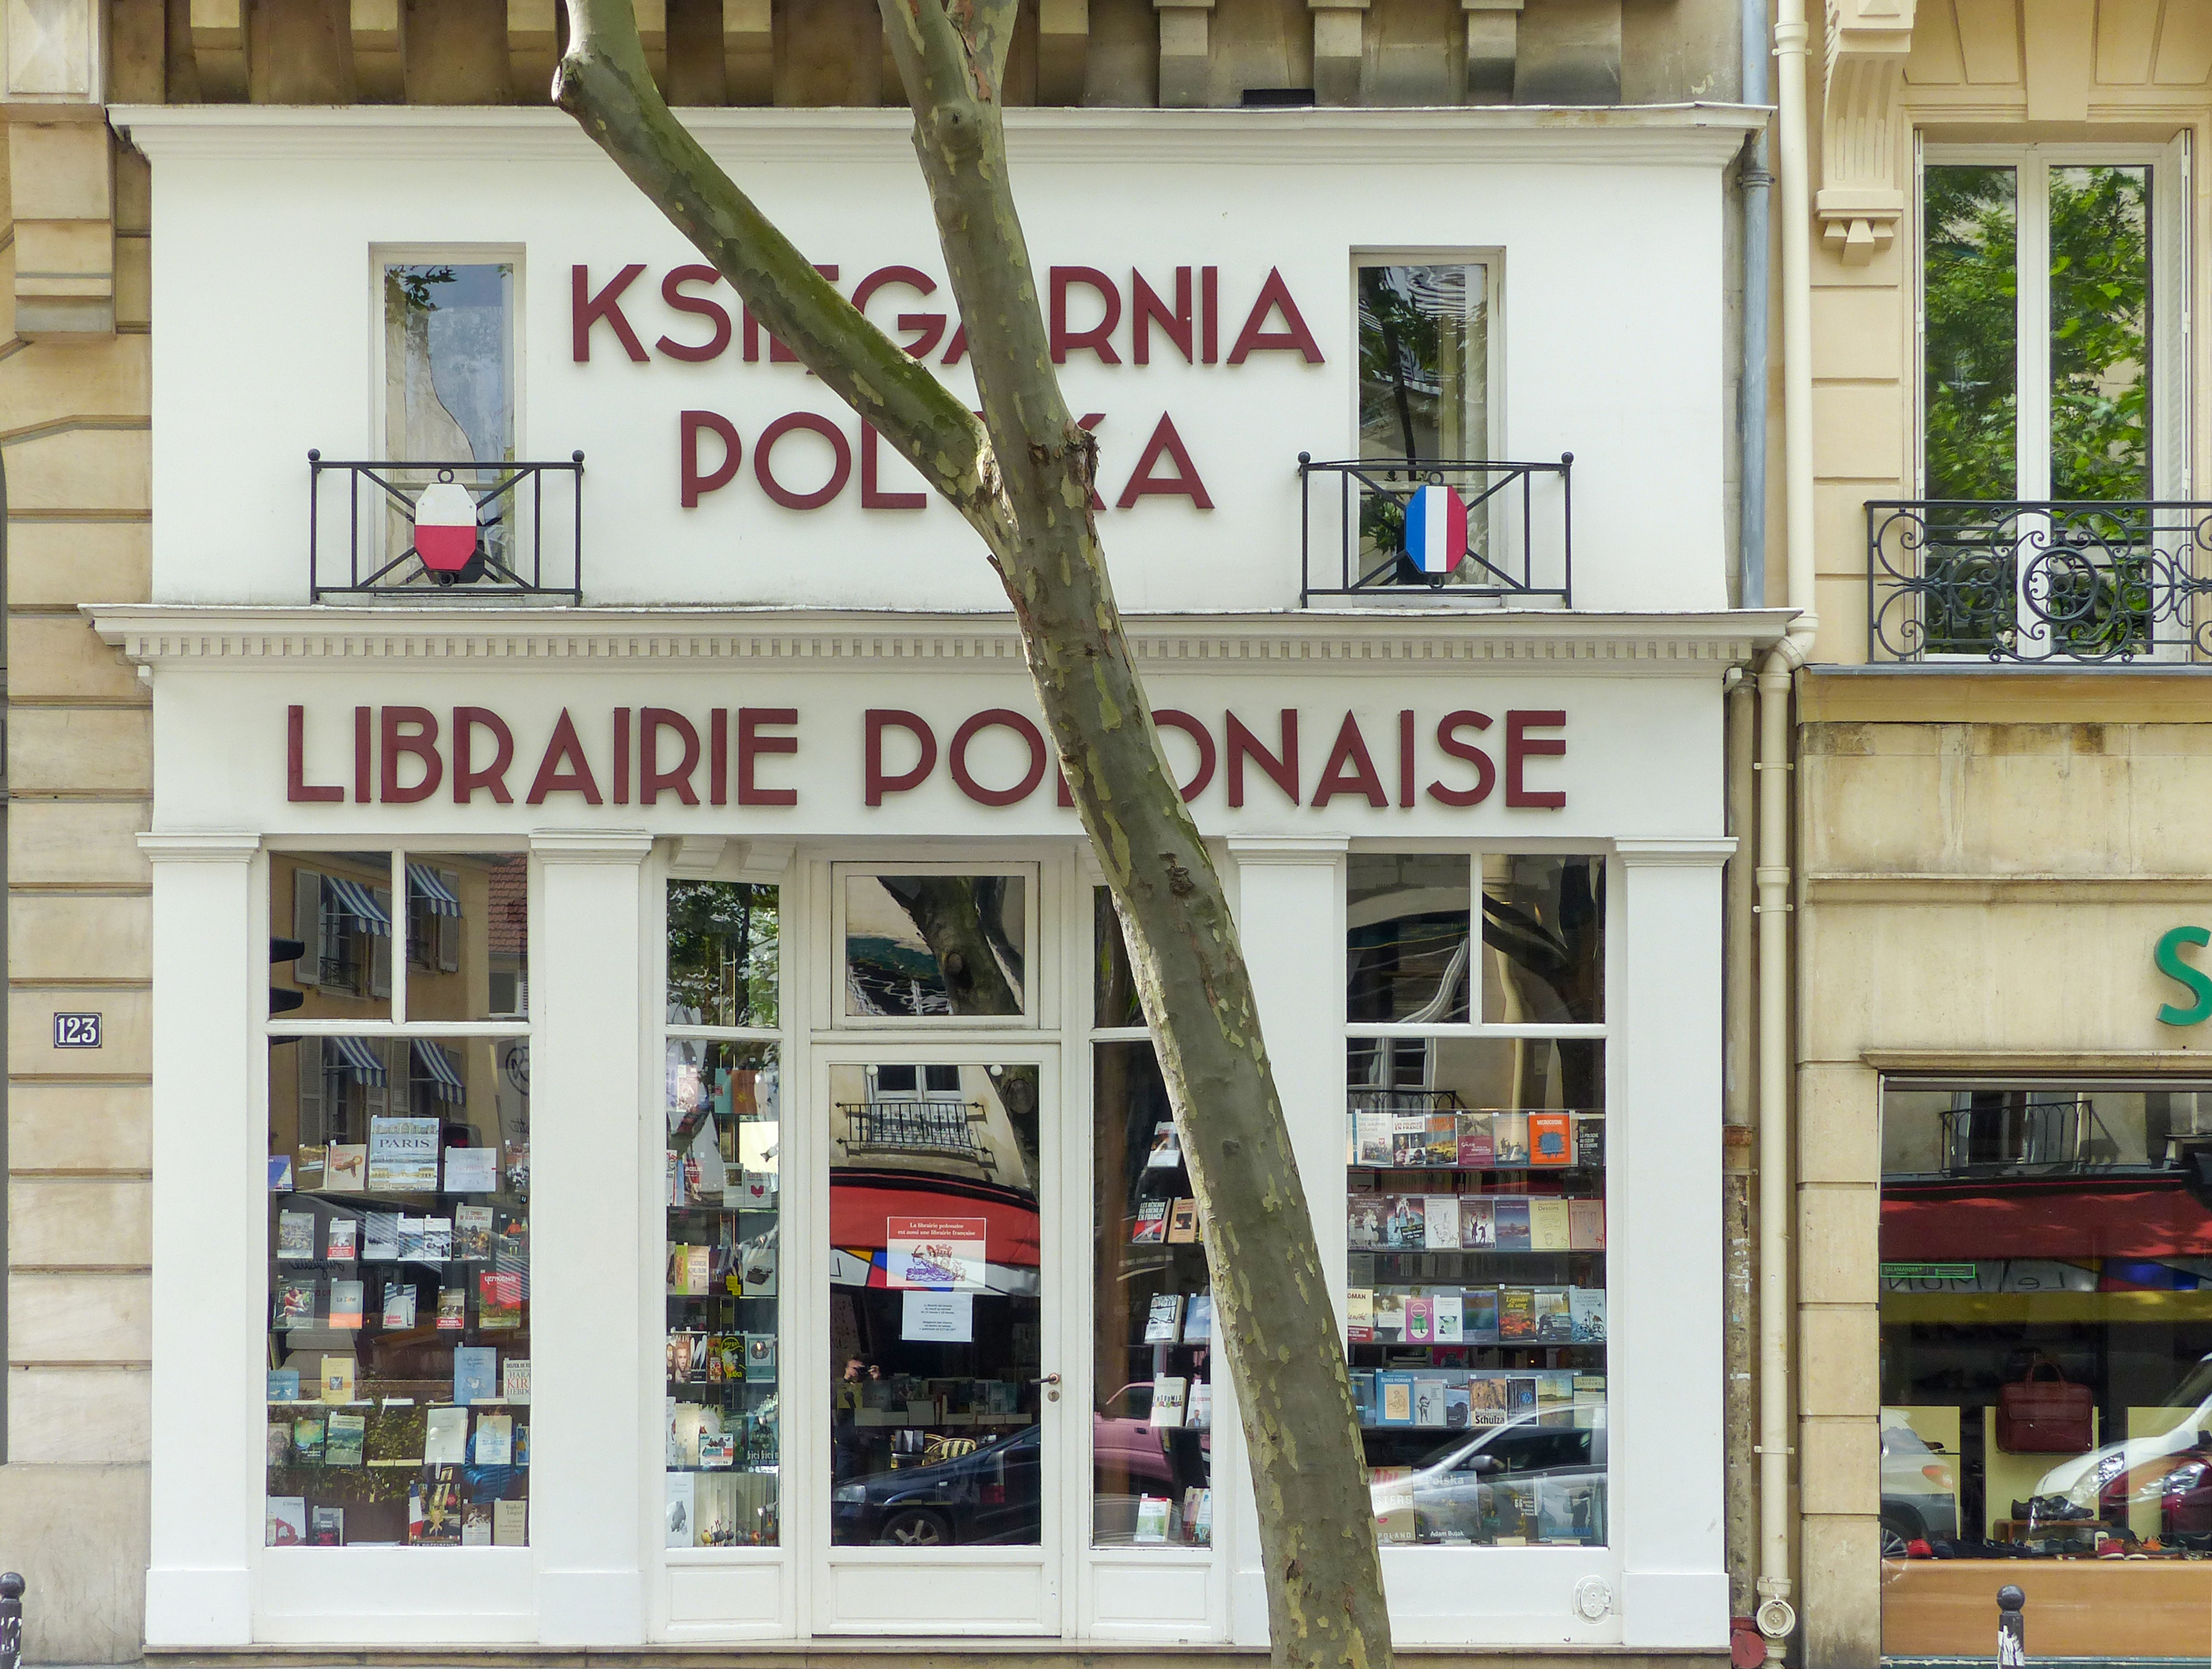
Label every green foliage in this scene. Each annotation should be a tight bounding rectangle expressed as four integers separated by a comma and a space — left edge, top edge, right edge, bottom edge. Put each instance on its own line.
1923, 166, 2019, 501
385, 264, 459, 316
667, 881, 779, 1027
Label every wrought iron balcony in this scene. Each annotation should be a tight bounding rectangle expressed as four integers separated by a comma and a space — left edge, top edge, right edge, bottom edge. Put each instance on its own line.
836, 1098, 996, 1172
309, 452, 584, 602
1867, 499, 2212, 664
1299, 454, 1572, 607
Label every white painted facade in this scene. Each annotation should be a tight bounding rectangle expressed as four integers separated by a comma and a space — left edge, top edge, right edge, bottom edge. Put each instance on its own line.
99, 103, 1774, 1656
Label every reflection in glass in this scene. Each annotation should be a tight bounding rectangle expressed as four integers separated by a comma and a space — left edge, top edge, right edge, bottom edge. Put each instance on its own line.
1093, 1042, 1214, 1546
405, 853, 528, 1022
272, 852, 395, 1022
2049, 165, 2150, 502
665, 1039, 781, 1546
1359, 264, 1488, 464
384, 263, 515, 466
844, 875, 1027, 1018
265, 1037, 531, 1546
1348, 854, 1472, 1024
668, 880, 779, 1029
828, 1063, 1043, 1547
1094, 887, 1145, 1030
1478, 855, 1605, 1025
1923, 166, 2020, 502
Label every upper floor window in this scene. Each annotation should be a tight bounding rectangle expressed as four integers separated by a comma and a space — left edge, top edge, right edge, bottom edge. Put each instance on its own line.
382, 260, 516, 465
1358, 261, 1490, 465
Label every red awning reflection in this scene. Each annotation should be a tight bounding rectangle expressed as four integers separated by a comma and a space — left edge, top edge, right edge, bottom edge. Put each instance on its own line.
829, 1170, 1041, 1266
1882, 1177, 2212, 1261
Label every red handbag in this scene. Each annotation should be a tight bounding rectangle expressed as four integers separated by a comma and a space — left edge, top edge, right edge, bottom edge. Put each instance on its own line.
1996, 1360, 2094, 1454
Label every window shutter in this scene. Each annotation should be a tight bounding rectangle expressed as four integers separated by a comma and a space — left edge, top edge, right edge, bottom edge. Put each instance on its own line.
438, 870, 461, 972
294, 870, 322, 986
297, 1037, 326, 1146
370, 887, 393, 999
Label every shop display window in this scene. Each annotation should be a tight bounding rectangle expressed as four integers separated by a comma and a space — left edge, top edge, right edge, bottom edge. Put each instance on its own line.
841, 871, 1028, 1019
265, 852, 532, 1549
664, 882, 783, 1547
1879, 1081, 2212, 1656
403, 854, 528, 1021
1346, 852, 1607, 1549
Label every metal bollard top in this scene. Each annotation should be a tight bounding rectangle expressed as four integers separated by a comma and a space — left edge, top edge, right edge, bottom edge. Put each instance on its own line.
1997, 1585, 2026, 1613
0, 1573, 21, 1601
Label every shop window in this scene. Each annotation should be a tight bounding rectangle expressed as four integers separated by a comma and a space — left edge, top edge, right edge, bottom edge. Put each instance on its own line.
663, 881, 783, 1547
265, 852, 531, 1547
1345, 851, 1607, 1549
840, 870, 1029, 1020
405, 854, 527, 1021
1878, 1080, 2212, 1657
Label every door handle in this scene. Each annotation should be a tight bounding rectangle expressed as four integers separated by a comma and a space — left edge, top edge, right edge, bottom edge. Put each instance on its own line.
1033, 1373, 1061, 1402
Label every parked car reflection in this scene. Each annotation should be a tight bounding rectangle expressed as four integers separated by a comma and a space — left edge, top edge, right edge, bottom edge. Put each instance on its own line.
1369, 1400, 1607, 1546
832, 1423, 1041, 1547
1878, 1411, 1959, 1552
2023, 1352, 2212, 1541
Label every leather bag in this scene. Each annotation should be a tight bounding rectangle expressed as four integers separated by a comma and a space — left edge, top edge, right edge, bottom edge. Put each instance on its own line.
1996, 1360, 2093, 1454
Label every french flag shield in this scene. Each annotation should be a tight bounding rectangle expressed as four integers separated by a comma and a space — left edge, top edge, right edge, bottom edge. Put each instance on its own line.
412, 481, 480, 573
1402, 483, 1469, 577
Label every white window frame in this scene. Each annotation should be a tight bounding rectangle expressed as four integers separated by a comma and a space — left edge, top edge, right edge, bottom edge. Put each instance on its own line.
370, 244, 527, 465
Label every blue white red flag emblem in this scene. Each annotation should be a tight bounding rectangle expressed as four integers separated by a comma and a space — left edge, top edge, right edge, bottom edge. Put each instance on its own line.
1402, 483, 1469, 576
412, 481, 479, 573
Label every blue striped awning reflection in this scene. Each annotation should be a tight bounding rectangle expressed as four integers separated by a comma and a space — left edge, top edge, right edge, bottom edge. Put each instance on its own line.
329, 1035, 387, 1084
412, 1040, 466, 1103
325, 876, 391, 935
408, 864, 461, 916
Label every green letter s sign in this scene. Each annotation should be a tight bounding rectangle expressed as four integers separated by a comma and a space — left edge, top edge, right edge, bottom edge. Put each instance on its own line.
2156, 925, 2212, 1027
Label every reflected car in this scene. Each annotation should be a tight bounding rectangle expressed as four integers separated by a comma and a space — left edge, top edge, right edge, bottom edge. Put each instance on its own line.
1094, 1382, 1178, 1488
1369, 1400, 1607, 1545
831, 1423, 1041, 1547
2025, 1353, 2212, 1538
1878, 1412, 1958, 1552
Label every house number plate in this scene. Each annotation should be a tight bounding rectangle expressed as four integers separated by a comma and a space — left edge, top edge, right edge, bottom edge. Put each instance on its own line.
52, 1012, 103, 1048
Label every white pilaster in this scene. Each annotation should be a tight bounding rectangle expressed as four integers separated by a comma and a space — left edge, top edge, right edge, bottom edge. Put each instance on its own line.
529, 830, 653, 1644
142, 833, 263, 1647
1610, 837, 1733, 1646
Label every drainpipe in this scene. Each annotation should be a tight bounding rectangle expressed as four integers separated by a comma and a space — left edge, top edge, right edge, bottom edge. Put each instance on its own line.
1738, 0, 1771, 611
1757, 0, 1820, 1659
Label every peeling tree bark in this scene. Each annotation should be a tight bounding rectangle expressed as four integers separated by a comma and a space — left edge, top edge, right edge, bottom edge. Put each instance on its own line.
555, 8, 1393, 1667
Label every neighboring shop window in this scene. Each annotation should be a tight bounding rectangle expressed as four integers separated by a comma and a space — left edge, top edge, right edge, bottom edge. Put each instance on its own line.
265, 851, 532, 1548
840, 870, 1029, 1019
1878, 1080, 2212, 1657
664, 881, 783, 1547
1345, 852, 1607, 1548
1091, 889, 1216, 1548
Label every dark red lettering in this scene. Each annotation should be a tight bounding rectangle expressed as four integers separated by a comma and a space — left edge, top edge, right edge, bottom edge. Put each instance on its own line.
573, 263, 649, 362
681, 410, 742, 508
1227, 266, 1324, 365
1116, 415, 1213, 510
525, 709, 605, 806
1132, 268, 1193, 365
710, 709, 729, 807
862, 423, 926, 510
855, 266, 946, 359
1154, 709, 1216, 802
353, 706, 372, 804
612, 707, 631, 806
1226, 709, 1299, 808
949, 709, 1048, 807
1397, 709, 1415, 808
1312, 713, 1387, 808
657, 265, 732, 362
287, 706, 342, 803
453, 707, 514, 804
866, 710, 937, 806
755, 413, 851, 510
640, 707, 701, 805
379, 706, 442, 804
942, 322, 969, 366
1428, 710, 1495, 807
1504, 710, 1567, 809
1201, 266, 1219, 364
1051, 267, 1122, 365
738, 708, 799, 807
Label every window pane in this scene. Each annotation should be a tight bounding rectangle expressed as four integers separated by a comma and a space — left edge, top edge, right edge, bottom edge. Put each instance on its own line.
267, 1037, 531, 1546
1923, 166, 2019, 501
843, 875, 1026, 1018
405, 854, 527, 1022
1345, 1040, 1606, 1547
272, 852, 395, 1023
1092, 1042, 1216, 1546
1359, 264, 1488, 464
383, 263, 515, 465
1349, 854, 1472, 1024
665, 1040, 782, 1546
668, 881, 779, 1029
1478, 855, 1604, 1025
828, 1063, 1044, 1547
1094, 887, 1145, 1030
2049, 165, 2150, 501
1878, 1082, 2212, 1648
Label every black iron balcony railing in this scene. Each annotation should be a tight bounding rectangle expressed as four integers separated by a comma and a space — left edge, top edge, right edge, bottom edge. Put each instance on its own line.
1867, 499, 2212, 663
837, 1098, 995, 1172
1299, 454, 1572, 607
309, 452, 584, 602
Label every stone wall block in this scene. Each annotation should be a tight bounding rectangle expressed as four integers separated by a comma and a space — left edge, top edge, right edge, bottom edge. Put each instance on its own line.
7, 707, 152, 795
1799, 1414, 1879, 1515
1798, 1303, 1880, 1417
1796, 1062, 1879, 1184
8, 1272, 151, 1363
1800, 1512, 1881, 1669
2, 427, 150, 513
9, 801, 154, 889
1154, 1, 1210, 105
1798, 1183, 1880, 1306
0, 1462, 150, 1664
3, 522, 150, 606
8, 1367, 152, 1464
1511, 0, 1618, 103
9, 1084, 153, 1172
6, 613, 143, 703
10, 893, 152, 983
8, 984, 150, 1076
9, 1179, 154, 1268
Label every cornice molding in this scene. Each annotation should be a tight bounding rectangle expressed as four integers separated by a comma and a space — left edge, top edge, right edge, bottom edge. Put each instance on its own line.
137, 831, 260, 862
1818, 0, 1916, 264
1806, 871, 2212, 904
1613, 836, 1737, 866
530, 829, 655, 862
109, 102, 1765, 169
87, 606, 1791, 674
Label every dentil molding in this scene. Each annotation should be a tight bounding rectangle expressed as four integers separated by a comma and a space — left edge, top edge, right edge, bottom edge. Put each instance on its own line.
1820, 0, 1917, 265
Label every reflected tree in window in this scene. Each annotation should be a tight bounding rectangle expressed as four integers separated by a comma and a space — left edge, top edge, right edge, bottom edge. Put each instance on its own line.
2048, 164, 2150, 503
1923, 166, 2019, 503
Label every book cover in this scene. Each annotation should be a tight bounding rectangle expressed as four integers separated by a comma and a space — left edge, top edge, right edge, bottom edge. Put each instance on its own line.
422, 1217, 454, 1263
1492, 1198, 1533, 1251
739, 1240, 777, 1297
1376, 1372, 1414, 1426
266, 1496, 307, 1546
1143, 1293, 1184, 1344
1345, 1286, 1374, 1344
291, 1416, 325, 1464
325, 1412, 365, 1467
454, 1347, 498, 1406
325, 1217, 359, 1262
697, 1429, 734, 1467
320, 1354, 356, 1403
274, 1278, 316, 1330
268, 1368, 301, 1403
665, 1470, 696, 1547
366, 1115, 441, 1192
266, 1421, 290, 1467
1432, 1293, 1464, 1343
1369, 1467, 1414, 1543
1145, 1120, 1182, 1169
1528, 1111, 1572, 1167
396, 1216, 428, 1260
502, 1357, 531, 1404
325, 1144, 367, 1192
1370, 1289, 1407, 1341
1538, 1476, 1598, 1543
1390, 1115, 1427, 1167
1412, 1376, 1447, 1428
461, 1504, 492, 1546
1403, 1296, 1434, 1344
1570, 1287, 1607, 1343
1188, 1381, 1212, 1431
1415, 1113, 1452, 1166
1463, 1286, 1499, 1344
1567, 1199, 1605, 1249
1423, 1195, 1460, 1249
361, 1211, 399, 1261
1533, 1286, 1574, 1342
1506, 1376, 1539, 1417
516, 1425, 529, 1469
1455, 1112, 1495, 1168
685, 1244, 711, 1294
1187, 1487, 1213, 1545
1467, 1376, 1509, 1427
743, 1334, 776, 1381
1130, 1198, 1169, 1243
295, 1146, 326, 1189
1574, 1115, 1604, 1170
1351, 1370, 1377, 1424
1492, 1112, 1530, 1166
1346, 1197, 1384, 1248
493, 1499, 527, 1546
454, 1205, 493, 1261
1149, 1375, 1188, 1427
1444, 1384, 1472, 1428
1535, 1368, 1578, 1424
1498, 1286, 1536, 1341
423, 1405, 468, 1464
1133, 1495, 1170, 1543
474, 1412, 514, 1465
1383, 1195, 1426, 1249
1458, 1197, 1496, 1249
382, 1280, 417, 1329
1184, 1292, 1213, 1342
276, 1210, 316, 1261
268, 1154, 294, 1192
1529, 1198, 1572, 1251
435, 1286, 467, 1329
326, 1280, 364, 1330
1354, 1112, 1394, 1167
443, 1146, 498, 1193
1165, 1198, 1200, 1243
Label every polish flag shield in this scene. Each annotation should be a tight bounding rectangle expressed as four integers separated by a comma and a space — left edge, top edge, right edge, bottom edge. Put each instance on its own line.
1402, 483, 1469, 578
412, 481, 480, 573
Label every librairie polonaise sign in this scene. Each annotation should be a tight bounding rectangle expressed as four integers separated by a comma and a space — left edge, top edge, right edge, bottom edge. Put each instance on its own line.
287, 704, 1570, 812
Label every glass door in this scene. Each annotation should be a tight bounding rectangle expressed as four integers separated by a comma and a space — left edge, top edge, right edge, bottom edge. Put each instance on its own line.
813, 1049, 1061, 1634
